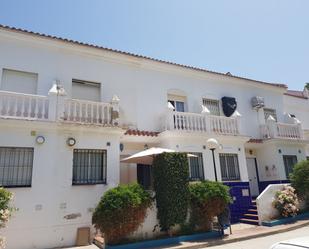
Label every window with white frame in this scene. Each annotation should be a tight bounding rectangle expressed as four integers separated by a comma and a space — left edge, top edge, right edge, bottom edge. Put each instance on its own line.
0, 147, 34, 187
167, 94, 186, 112
168, 100, 185, 112
264, 108, 277, 121
219, 153, 241, 181
72, 149, 107, 185
72, 79, 101, 102
203, 98, 220, 116
1, 69, 38, 94
283, 155, 297, 178
188, 152, 204, 181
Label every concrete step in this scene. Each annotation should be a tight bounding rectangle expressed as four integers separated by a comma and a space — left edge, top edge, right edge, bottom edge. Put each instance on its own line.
239, 218, 259, 225
243, 213, 259, 220
247, 209, 258, 214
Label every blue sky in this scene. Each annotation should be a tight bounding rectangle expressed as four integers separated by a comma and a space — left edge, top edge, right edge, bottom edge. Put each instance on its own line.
0, 0, 308, 90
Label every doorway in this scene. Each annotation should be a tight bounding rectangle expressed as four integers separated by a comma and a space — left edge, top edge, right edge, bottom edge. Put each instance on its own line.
246, 158, 260, 197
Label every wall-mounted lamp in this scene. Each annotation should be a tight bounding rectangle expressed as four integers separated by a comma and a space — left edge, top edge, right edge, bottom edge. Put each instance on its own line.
120, 143, 124, 152
36, 136, 45, 145
278, 149, 282, 154
67, 137, 76, 147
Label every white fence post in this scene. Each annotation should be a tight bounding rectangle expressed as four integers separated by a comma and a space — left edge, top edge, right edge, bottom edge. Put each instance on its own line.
48, 82, 67, 121
111, 95, 120, 126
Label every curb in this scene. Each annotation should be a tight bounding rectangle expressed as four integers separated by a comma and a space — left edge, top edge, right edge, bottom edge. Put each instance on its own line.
166, 219, 309, 249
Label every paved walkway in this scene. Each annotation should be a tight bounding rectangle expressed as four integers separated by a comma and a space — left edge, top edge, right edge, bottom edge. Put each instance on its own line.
160, 219, 309, 249
206, 226, 309, 249
56, 219, 309, 249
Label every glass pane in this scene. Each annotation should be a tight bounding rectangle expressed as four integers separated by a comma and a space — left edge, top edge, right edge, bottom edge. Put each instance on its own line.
175, 101, 185, 112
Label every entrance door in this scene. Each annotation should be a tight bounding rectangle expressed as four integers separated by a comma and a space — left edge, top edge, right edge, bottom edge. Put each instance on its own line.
246, 158, 259, 197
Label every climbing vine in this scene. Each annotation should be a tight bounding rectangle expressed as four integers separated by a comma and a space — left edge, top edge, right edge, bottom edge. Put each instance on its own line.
153, 152, 190, 232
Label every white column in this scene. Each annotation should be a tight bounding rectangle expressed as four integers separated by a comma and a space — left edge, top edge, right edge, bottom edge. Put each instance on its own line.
48, 81, 67, 121
201, 105, 210, 133
266, 115, 277, 138
166, 102, 175, 130
111, 95, 120, 126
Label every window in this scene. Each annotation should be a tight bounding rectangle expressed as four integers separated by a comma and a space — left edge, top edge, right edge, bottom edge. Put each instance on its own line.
72, 149, 107, 185
188, 152, 204, 181
0, 147, 34, 187
219, 153, 241, 181
283, 155, 297, 178
264, 108, 277, 121
72, 79, 101, 102
203, 98, 220, 116
1, 69, 38, 94
168, 100, 185, 112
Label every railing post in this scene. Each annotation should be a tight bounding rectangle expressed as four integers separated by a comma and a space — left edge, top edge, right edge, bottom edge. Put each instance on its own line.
292, 118, 304, 139
232, 110, 242, 134
48, 81, 67, 121
201, 105, 210, 132
111, 95, 120, 126
166, 102, 175, 130
266, 115, 277, 138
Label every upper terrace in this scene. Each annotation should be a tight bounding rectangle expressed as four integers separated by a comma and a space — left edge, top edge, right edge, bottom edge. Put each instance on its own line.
0, 84, 120, 127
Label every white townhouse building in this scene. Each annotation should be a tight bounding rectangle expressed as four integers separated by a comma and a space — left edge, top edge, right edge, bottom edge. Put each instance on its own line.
0, 25, 308, 249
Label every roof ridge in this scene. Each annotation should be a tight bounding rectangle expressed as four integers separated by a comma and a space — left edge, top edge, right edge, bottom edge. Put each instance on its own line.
0, 24, 287, 89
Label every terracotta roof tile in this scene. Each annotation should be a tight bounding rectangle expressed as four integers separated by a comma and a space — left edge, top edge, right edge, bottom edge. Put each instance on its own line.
284, 90, 308, 99
125, 129, 160, 137
0, 24, 287, 89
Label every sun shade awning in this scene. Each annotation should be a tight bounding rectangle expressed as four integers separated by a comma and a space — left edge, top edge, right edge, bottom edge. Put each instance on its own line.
121, 147, 196, 165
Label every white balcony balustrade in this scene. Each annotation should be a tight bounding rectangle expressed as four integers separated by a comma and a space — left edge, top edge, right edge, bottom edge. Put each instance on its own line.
0, 84, 120, 126
63, 99, 113, 125
165, 110, 240, 136
0, 90, 49, 120
260, 122, 303, 139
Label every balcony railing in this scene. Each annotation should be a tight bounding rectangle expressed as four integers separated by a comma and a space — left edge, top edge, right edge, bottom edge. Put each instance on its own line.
0, 90, 49, 120
63, 99, 113, 125
165, 110, 240, 135
0, 85, 120, 127
260, 122, 303, 139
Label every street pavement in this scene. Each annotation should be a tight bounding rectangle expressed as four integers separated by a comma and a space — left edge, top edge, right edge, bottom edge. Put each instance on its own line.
203, 225, 309, 249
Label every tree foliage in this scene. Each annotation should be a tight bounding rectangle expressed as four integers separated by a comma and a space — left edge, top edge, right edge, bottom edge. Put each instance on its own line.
92, 183, 152, 245
290, 160, 309, 204
153, 152, 190, 232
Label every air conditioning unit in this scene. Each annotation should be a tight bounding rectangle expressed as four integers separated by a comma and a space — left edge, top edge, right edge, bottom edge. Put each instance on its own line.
251, 96, 265, 110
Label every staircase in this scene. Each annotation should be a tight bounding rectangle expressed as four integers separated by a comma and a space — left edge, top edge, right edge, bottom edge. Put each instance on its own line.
239, 199, 259, 225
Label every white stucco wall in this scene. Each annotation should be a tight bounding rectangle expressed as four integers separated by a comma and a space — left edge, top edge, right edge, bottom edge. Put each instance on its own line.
0, 120, 122, 249
0, 29, 286, 138
256, 184, 288, 224
256, 142, 307, 182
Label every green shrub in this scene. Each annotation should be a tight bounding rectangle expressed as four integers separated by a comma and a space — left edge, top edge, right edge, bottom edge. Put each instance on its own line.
92, 183, 152, 245
189, 181, 231, 231
290, 160, 309, 204
0, 188, 14, 249
153, 152, 190, 232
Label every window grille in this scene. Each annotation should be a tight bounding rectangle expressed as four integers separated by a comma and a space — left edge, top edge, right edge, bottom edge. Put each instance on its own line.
203, 99, 220, 116
283, 155, 297, 178
72, 149, 107, 185
219, 153, 240, 181
0, 147, 34, 187
264, 108, 277, 121
188, 152, 205, 181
